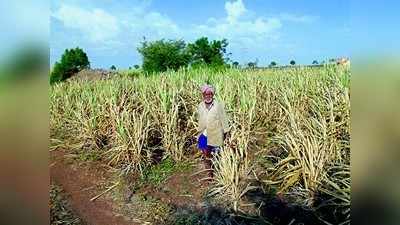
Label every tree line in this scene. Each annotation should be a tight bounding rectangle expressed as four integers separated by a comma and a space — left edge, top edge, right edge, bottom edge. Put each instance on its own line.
50, 36, 329, 84
137, 37, 229, 73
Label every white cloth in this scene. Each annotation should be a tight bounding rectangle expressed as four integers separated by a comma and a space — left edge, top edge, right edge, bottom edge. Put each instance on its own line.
197, 100, 229, 147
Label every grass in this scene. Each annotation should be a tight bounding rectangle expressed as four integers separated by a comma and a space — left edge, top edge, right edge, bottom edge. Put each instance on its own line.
50, 65, 350, 224
172, 214, 201, 225
141, 157, 192, 187
121, 157, 194, 193
77, 149, 102, 161
210, 147, 255, 212
117, 191, 173, 224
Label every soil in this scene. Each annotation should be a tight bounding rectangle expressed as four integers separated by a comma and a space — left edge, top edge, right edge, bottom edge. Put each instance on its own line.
139, 159, 209, 211
50, 184, 85, 225
50, 149, 136, 225
50, 149, 213, 225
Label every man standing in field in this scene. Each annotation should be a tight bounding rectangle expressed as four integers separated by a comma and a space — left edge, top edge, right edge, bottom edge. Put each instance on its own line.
197, 84, 229, 180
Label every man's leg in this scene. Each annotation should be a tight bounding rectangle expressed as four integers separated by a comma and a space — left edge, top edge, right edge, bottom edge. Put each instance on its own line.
202, 147, 213, 180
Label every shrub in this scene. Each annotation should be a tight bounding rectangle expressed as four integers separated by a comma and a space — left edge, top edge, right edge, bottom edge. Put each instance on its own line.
137, 39, 191, 73
247, 62, 256, 69
187, 37, 229, 67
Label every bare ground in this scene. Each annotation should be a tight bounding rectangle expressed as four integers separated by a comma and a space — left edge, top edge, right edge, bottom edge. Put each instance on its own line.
50, 149, 138, 225
50, 149, 213, 225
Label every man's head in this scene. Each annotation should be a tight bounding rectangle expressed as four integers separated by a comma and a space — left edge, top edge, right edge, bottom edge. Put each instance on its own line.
201, 84, 214, 104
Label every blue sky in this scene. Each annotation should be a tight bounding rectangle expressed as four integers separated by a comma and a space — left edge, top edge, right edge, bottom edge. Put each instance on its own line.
48, 0, 351, 68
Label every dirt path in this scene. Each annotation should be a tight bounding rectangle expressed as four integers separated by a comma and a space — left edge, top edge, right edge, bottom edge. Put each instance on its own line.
50, 149, 212, 225
50, 150, 137, 225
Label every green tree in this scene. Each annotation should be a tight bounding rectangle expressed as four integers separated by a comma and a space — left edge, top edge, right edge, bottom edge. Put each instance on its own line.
247, 61, 257, 69
110, 65, 116, 70
137, 39, 190, 73
232, 61, 239, 68
50, 47, 90, 84
290, 60, 296, 66
134, 64, 140, 69
312, 60, 319, 65
187, 37, 229, 67
269, 61, 277, 67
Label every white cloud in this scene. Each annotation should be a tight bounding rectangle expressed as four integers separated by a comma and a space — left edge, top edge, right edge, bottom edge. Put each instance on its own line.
51, 4, 120, 42
279, 13, 318, 23
108, 6, 181, 40
51, 0, 320, 67
50, 1, 184, 64
225, 0, 247, 23
51, 0, 284, 52
193, 0, 282, 48
141, 12, 180, 37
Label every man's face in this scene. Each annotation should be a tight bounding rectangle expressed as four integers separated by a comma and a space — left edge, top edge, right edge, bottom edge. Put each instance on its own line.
203, 92, 214, 104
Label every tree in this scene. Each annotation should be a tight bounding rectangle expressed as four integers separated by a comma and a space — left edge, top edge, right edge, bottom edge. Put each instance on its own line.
50, 47, 90, 84
187, 37, 229, 67
137, 39, 190, 73
232, 61, 239, 68
312, 60, 319, 65
247, 61, 257, 69
110, 65, 116, 70
290, 60, 296, 66
134, 64, 140, 69
269, 61, 277, 67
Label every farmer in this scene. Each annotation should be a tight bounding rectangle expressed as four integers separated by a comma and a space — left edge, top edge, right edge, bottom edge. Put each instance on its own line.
197, 84, 229, 180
